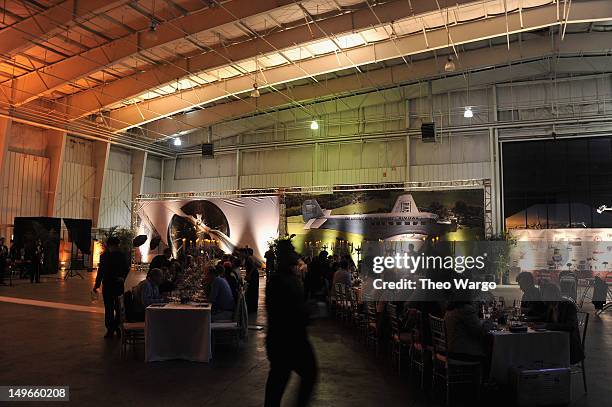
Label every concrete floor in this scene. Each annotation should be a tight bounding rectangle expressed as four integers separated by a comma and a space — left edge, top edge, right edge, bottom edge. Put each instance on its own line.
0, 272, 610, 407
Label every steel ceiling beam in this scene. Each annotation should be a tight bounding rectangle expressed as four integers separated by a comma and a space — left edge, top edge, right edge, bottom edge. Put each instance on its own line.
48, 0, 466, 120
145, 32, 612, 138
103, 0, 612, 132
0, 0, 300, 106
0, 0, 129, 58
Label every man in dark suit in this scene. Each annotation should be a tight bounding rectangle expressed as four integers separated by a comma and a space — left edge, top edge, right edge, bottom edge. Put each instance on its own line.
93, 237, 130, 338
264, 239, 317, 407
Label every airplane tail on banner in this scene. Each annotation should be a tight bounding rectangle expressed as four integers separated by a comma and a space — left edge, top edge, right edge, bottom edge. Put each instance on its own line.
302, 199, 325, 222
391, 194, 419, 214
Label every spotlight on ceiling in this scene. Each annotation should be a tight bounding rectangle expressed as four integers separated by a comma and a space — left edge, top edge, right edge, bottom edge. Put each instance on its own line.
310, 120, 319, 130
144, 20, 159, 41
463, 106, 473, 118
250, 83, 260, 98
173, 137, 182, 146
444, 55, 456, 72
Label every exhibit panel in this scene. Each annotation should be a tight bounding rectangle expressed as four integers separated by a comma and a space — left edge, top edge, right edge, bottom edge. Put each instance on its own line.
135, 196, 280, 262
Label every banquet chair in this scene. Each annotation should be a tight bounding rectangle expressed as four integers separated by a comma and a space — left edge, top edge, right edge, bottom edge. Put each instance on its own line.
388, 304, 411, 375
118, 293, 145, 360
211, 290, 248, 352
573, 311, 589, 394
348, 289, 367, 341
406, 308, 427, 388
333, 283, 348, 323
365, 297, 379, 355
429, 314, 482, 407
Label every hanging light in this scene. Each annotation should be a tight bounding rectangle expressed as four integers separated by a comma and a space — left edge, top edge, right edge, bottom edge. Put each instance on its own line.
463, 106, 473, 118
144, 20, 159, 41
250, 83, 260, 98
444, 55, 456, 72
94, 113, 104, 124
310, 120, 319, 130
173, 137, 182, 146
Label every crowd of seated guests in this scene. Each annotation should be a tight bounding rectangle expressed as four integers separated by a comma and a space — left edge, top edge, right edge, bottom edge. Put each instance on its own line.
307, 244, 586, 384
126, 249, 254, 322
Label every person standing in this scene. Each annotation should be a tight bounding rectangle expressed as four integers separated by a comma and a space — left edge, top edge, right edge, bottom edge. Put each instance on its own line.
0, 237, 8, 285
245, 248, 259, 313
264, 245, 275, 280
31, 239, 43, 283
264, 239, 317, 407
93, 237, 130, 338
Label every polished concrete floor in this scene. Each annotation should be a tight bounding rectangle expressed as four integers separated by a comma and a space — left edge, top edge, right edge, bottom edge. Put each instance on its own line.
0, 271, 610, 407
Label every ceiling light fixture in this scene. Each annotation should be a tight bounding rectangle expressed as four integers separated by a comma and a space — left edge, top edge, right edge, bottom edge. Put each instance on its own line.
250, 83, 260, 98
310, 120, 319, 130
173, 137, 182, 146
94, 113, 104, 124
444, 55, 456, 72
145, 19, 159, 41
463, 106, 473, 118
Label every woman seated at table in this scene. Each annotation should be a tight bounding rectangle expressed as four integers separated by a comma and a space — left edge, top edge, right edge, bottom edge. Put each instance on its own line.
208, 266, 235, 321
540, 283, 585, 365
444, 299, 493, 363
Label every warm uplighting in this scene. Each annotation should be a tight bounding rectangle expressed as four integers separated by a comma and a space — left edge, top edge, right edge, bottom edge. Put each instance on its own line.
310, 120, 319, 130
464, 106, 473, 118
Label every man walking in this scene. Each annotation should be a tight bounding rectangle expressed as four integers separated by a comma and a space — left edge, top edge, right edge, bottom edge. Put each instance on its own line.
264, 239, 318, 407
93, 237, 129, 338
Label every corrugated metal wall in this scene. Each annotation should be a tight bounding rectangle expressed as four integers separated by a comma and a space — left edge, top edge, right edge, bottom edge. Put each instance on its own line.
55, 161, 96, 220
0, 151, 50, 237
98, 169, 132, 228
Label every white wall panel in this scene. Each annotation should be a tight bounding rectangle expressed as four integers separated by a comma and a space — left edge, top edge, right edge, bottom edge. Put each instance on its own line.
0, 151, 50, 237
143, 177, 161, 194
63, 136, 93, 165
241, 172, 313, 189
98, 169, 132, 228
145, 156, 162, 179
166, 176, 237, 192
410, 162, 490, 182
55, 161, 95, 220
107, 146, 132, 173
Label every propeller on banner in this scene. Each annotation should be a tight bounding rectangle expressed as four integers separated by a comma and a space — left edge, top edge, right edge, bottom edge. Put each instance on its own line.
133, 235, 148, 247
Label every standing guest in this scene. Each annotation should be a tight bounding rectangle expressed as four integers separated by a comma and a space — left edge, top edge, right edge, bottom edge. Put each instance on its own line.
31, 239, 43, 283
265, 245, 276, 280
93, 237, 130, 338
131, 268, 165, 321
224, 262, 240, 301
516, 272, 545, 319
265, 239, 317, 407
149, 248, 172, 271
304, 254, 326, 300
332, 260, 352, 289
0, 237, 8, 285
209, 266, 235, 321
245, 249, 260, 313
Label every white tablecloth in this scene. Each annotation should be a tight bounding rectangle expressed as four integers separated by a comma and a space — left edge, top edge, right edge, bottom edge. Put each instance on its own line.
145, 303, 212, 362
489, 330, 570, 384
